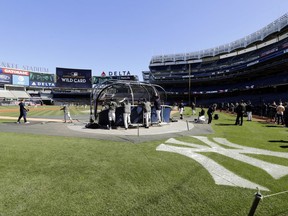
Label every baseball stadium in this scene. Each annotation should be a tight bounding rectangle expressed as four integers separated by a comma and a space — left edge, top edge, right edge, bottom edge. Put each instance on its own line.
0, 13, 288, 216
144, 13, 288, 110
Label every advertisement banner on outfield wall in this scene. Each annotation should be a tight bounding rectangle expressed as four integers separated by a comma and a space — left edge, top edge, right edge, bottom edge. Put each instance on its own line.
0, 73, 12, 84
56, 67, 92, 88
1, 68, 30, 76
29, 72, 56, 87
111, 75, 138, 81
93, 76, 111, 85
12, 75, 29, 86
92, 75, 138, 85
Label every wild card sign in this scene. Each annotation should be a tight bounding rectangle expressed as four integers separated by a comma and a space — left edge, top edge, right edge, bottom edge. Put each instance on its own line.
56, 67, 92, 88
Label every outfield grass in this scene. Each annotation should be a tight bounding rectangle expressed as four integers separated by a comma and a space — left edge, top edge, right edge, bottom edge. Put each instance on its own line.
0, 107, 288, 215
0, 105, 88, 118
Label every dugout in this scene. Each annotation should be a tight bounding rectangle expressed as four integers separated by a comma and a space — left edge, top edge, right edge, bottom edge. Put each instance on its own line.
86, 80, 171, 128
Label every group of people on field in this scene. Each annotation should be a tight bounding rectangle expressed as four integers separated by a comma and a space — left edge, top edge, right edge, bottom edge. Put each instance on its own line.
221, 100, 286, 126
17, 97, 287, 129
181, 99, 287, 126
16, 95, 163, 130
176, 101, 218, 124
16, 99, 73, 124
265, 101, 286, 125
104, 95, 162, 130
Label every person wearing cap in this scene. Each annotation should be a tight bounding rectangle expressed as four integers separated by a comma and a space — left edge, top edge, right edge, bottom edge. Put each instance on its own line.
107, 98, 118, 129
235, 100, 246, 126
178, 100, 184, 120
142, 98, 151, 128
60, 104, 73, 123
154, 95, 162, 124
120, 98, 131, 130
207, 104, 217, 124
246, 101, 253, 121
276, 102, 285, 125
17, 99, 30, 124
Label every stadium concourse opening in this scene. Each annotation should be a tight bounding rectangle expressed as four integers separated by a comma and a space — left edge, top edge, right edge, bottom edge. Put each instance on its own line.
85, 80, 171, 129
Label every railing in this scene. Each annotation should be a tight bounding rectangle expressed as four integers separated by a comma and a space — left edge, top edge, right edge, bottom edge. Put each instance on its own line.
151, 13, 288, 64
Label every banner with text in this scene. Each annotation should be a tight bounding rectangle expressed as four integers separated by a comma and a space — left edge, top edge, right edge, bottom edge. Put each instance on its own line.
29, 72, 55, 87
1, 68, 30, 76
56, 67, 92, 88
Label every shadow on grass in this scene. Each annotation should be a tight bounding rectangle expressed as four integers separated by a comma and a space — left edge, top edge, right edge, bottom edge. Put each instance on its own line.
265, 125, 281, 128
268, 140, 288, 148
215, 123, 236, 126
269, 140, 288, 143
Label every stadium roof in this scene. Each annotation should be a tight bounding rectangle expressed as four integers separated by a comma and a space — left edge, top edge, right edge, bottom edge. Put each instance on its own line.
151, 13, 288, 63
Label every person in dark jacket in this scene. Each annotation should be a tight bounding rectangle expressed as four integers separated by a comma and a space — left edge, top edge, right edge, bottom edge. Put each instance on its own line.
199, 106, 205, 117
207, 104, 217, 124
17, 99, 30, 124
235, 100, 246, 126
154, 95, 162, 123
178, 100, 184, 120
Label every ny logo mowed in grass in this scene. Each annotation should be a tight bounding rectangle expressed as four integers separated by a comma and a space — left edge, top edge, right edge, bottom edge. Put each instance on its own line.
157, 136, 288, 191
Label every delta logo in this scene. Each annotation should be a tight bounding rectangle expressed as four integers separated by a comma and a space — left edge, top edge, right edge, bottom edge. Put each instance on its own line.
101, 71, 106, 77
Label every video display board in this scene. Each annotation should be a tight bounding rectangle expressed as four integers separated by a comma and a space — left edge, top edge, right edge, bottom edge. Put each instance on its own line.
29, 72, 55, 87
56, 67, 92, 88
0, 67, 30, 86
0, 68, 12, 84
92, 76, 111, 85
12, 75, 29, 86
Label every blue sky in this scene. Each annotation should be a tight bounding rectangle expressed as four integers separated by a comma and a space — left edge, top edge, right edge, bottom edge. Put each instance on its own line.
0, 0, 287, 80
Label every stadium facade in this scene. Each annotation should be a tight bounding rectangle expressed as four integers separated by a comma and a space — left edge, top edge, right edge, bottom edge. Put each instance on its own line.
0, 66, 138, 105
143, 13, 288, 106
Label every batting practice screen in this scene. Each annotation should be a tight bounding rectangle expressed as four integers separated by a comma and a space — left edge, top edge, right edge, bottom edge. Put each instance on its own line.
56, 67, 92, 88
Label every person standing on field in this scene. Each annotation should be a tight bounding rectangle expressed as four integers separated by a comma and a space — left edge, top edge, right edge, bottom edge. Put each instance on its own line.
178, 100, 184, 120
246, 101, 253, 121
120, 98, 131, 130
235, 100, 246, 126
207, 104, 217, 124
154, 95, 162, 123
142, 98, 151, 128
17, 99, 30, 124
60, 104, 73, 123
107, 98, 118, 129
191, 102, 196, 115
276, 102, 285, 125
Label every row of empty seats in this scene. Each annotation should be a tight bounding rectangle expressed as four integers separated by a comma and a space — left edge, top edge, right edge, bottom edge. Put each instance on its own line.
0, 90, 31, 99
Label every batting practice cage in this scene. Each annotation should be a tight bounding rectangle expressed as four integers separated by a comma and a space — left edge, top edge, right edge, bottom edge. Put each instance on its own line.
86, 80, 171, 129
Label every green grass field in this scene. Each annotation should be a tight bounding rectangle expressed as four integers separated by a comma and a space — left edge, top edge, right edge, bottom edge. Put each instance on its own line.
0, 105, 88, 117
0, 106, 288, 215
